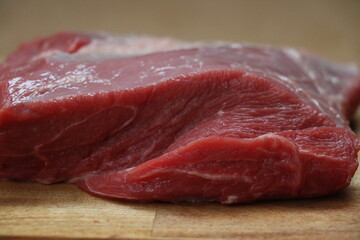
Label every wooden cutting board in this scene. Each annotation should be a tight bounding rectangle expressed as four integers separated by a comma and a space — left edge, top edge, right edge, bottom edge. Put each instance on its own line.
0, 168, 359, 240
0, 50, 359, 239
1, 151, 360, 239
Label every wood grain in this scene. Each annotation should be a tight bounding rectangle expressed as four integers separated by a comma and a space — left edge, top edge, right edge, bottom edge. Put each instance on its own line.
153, 172, 360, 239
0, 170, 359, 240
0, 183, 157, 239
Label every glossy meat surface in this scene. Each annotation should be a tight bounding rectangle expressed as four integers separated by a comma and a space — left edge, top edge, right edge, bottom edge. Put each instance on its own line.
1, 33, 359, 203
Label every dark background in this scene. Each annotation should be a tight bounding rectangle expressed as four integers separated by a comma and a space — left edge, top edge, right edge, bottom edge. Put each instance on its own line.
1, 0, 359, 66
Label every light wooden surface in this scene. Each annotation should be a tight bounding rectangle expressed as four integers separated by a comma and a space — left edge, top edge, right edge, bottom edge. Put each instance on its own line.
0, 167, 359, 240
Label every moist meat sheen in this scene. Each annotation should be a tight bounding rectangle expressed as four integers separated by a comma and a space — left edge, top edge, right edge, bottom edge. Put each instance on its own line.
0, 32, 360, 204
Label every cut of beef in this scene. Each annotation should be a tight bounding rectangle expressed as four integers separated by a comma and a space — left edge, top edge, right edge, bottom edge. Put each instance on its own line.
1, 33, 359, 203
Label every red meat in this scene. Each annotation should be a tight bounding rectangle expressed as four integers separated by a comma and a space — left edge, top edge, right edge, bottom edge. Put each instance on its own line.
1, 33, 359, 203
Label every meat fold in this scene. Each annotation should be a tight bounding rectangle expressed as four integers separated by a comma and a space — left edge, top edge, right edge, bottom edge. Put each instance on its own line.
1, 33, 359, 203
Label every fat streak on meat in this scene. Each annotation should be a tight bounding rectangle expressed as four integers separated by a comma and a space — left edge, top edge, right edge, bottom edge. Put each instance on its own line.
0, 33, 359, 204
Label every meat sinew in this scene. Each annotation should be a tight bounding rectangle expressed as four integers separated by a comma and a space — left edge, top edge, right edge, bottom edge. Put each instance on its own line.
1, 33, 359, 204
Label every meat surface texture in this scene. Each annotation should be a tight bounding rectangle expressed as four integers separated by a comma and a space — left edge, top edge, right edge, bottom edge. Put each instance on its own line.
1, 33, 360, 204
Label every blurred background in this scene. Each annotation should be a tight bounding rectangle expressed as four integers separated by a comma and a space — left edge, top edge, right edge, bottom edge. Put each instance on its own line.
0, 0, 359, 66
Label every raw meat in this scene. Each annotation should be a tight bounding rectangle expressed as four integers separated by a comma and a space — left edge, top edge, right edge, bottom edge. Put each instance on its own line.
0, 32, 359, 204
